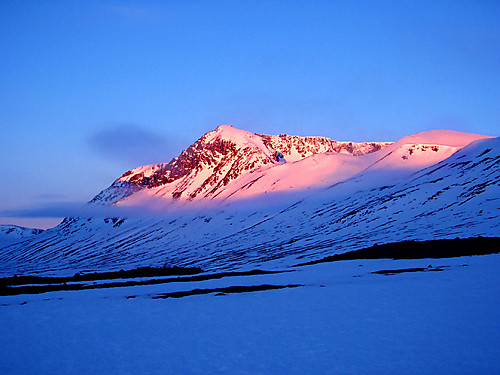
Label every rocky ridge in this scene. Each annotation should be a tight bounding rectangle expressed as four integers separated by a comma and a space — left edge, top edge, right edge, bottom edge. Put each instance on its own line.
91, 125, 391, 204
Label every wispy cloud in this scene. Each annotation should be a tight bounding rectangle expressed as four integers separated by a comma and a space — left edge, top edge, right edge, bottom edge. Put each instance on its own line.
0, 201, 167, 220
87, 124, 184, 168
1, 189, 312, 221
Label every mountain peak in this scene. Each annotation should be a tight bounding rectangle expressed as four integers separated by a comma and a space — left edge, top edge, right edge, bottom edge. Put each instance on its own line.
204, 124, 267, 149
211, 124, 237, 139
90, 126, 394, 205
215, 124, 234, 131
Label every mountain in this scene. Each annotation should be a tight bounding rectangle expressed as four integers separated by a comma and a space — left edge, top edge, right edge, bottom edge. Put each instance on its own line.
0, 225, 43, 246
0, 127, 497, 276
91, 127, 488, 207
90, 125, 391, 205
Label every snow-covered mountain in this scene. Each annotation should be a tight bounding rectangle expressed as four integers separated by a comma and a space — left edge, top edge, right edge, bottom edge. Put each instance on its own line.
91, 125, 391, 205
91, 127, 488, 207
0, 225, 43, 247
0, 127, 497, 276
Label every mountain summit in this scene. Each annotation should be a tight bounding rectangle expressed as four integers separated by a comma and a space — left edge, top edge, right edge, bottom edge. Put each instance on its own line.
91, 125, 391, 205
91, 126, 490, 207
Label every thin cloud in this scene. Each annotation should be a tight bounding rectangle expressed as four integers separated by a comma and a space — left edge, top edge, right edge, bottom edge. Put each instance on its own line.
88, 124, 184, 168
0, 201, 167, 220
0, 189, 314, 221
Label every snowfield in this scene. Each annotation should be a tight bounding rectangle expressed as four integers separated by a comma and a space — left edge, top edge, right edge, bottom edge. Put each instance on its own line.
0, 126, 499, 374
1, 255, 499, 374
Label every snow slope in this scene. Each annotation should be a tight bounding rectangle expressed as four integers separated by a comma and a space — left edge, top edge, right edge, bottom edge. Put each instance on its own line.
0, 130, 497, 277
1, 254, 499, 374
0, 225, 43, 247
207, 129, 478, 200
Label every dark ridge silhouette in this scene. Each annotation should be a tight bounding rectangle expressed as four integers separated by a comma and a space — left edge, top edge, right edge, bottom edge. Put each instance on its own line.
0, 265, 203, 287
296, 236, 500, 267
148, 284, 304, 299
0, 269, 289, 296
371, 267, 445, 275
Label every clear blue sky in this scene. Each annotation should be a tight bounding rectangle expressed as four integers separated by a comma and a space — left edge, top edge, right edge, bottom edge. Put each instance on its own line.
1, 0, 499, 228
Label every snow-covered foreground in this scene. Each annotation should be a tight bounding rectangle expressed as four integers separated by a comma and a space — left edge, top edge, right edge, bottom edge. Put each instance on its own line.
1, 255, 499, 374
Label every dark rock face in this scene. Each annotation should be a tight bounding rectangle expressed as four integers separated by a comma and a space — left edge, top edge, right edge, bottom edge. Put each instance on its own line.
260, 134, 335, 158
331, 141, 388, 155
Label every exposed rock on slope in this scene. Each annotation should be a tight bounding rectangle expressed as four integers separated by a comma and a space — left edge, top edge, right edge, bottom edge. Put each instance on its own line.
91, 125, 391, 204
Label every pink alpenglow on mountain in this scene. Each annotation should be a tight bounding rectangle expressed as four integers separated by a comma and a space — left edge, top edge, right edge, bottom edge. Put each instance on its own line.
0, 126, 497, 276
91, 126, 492, 208
91, 125, 391, 206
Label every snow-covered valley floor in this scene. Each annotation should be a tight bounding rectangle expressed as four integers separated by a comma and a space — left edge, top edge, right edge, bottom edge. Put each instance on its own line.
1, 255, 499, 374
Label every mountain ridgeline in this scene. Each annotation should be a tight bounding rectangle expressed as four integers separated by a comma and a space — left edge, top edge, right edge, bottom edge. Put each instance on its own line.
90, 125, 391, 204
0, 126, 498, 277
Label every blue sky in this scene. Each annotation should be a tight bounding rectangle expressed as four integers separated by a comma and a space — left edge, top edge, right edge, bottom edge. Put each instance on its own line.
1, 0, 499, 228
